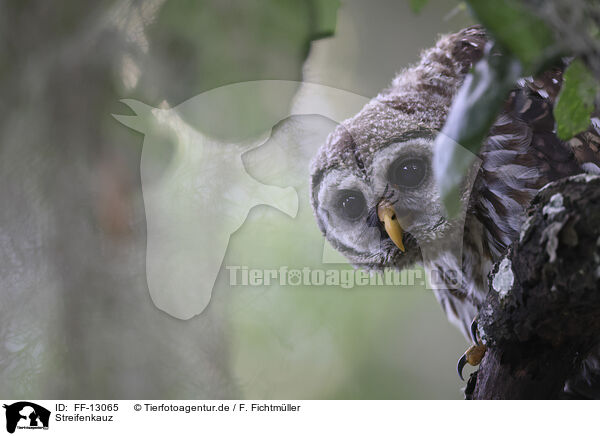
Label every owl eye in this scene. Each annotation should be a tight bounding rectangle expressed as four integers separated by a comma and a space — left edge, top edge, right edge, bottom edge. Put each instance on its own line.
336, 189, 367, 220
388, 157, 427, 188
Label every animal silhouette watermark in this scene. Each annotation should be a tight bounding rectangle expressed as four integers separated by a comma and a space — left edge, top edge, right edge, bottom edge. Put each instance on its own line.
3, 402, 50, 434
114, 81, 478, 319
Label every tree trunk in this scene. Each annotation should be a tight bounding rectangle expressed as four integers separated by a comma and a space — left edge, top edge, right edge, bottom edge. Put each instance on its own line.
466, 174, 600, 399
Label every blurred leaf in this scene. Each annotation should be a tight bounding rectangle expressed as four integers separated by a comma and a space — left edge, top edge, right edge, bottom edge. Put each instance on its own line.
466, 0, 556, 73
555, 59, 599, 140
434, 0, 562, 217
147, 0, 341, 103
433, 45, 522, 217
409, 0, 428, 13
444, 2, 467, 21
312, 0, 340, 38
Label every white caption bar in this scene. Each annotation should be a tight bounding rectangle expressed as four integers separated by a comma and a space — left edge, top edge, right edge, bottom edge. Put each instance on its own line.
0, 400, 593, 436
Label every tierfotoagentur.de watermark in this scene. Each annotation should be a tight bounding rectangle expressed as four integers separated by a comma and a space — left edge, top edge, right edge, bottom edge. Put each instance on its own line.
226, 265, 463, 289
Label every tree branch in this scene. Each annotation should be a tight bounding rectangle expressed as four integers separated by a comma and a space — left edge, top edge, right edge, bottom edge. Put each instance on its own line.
466, 174, 600, 399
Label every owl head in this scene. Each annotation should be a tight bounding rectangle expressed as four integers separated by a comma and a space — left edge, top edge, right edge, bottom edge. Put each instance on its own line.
310, 26, 487, 271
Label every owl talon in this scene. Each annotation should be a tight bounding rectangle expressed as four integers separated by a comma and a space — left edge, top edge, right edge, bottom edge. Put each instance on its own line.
457, 343, 487, 381
458, 318, 485, 380
470, 318, 479, 344
457, 353, 468, 381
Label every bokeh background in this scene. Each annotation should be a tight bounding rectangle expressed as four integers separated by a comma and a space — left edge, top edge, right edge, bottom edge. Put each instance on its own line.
1, 0, 475, 399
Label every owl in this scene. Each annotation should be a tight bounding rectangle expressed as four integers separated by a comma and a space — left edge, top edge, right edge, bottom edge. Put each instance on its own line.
310, 26, 600, 397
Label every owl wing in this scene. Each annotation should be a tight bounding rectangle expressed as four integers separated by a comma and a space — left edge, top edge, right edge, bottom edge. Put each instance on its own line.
522, 67, 600, 171
467, 63, 600, 398
469, 63, 599, 261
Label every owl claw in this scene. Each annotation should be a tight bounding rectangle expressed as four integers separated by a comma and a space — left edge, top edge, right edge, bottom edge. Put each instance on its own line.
458, 319, 486, 380
457, 353, 468, 381
470, 319, 479, 344
457, 343, 487, 381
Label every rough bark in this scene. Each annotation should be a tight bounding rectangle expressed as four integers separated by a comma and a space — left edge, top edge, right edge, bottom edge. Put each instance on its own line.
466, 174, 600, 399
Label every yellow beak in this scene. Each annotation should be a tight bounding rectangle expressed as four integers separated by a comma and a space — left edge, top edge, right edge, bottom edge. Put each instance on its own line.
377, 202, 405, 252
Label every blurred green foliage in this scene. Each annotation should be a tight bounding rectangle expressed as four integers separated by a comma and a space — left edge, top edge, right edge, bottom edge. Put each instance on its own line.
409, 0, 429, 13
434, 46, 522, 217
429, 0, 600, 216
143, 0, 339, 103
467, 0, 556, 73
555, 59, 600, 140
